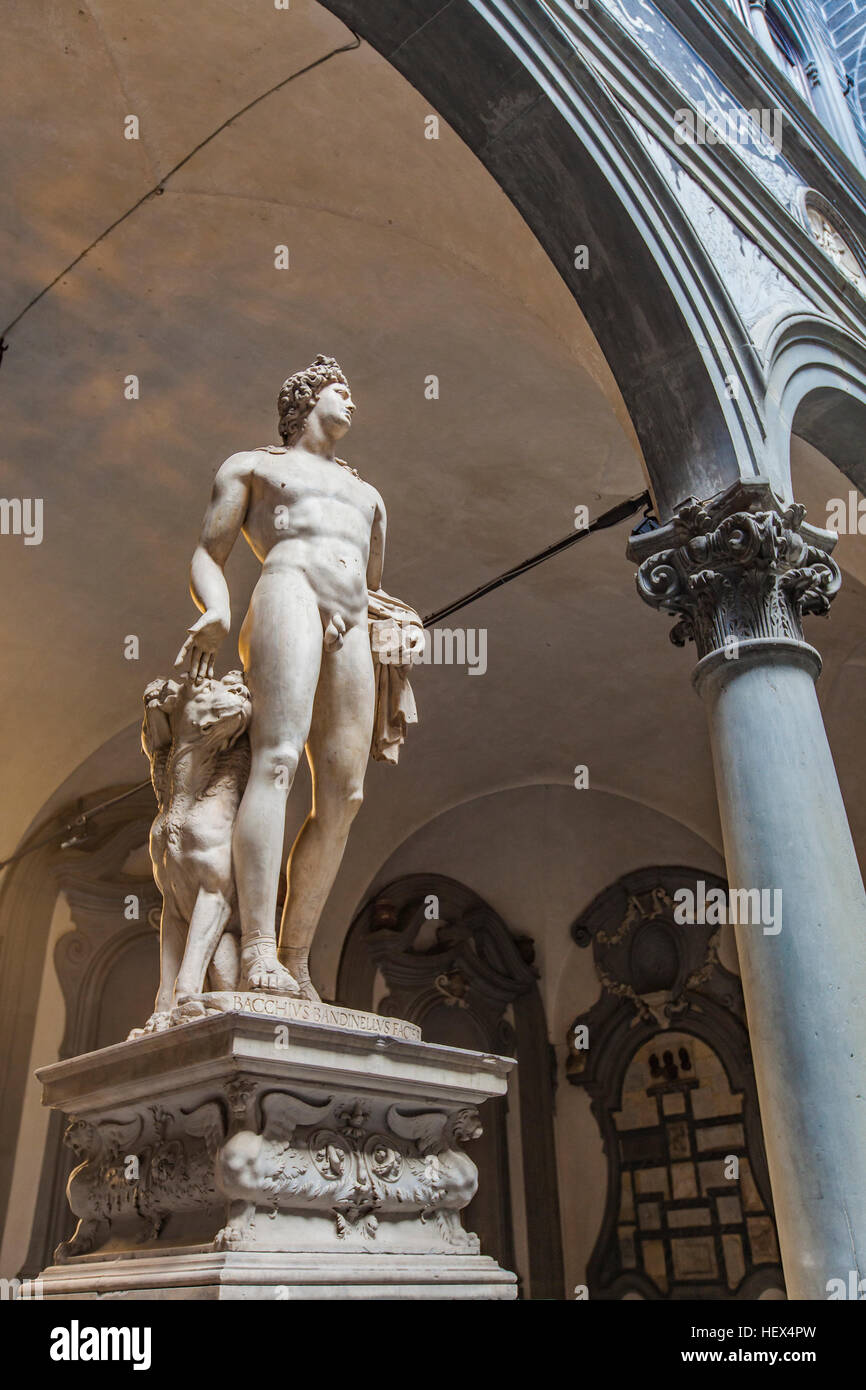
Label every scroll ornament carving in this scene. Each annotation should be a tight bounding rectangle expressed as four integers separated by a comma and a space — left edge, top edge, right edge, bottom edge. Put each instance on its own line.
55, 1083, 483, 1260
635, 498, 840, 659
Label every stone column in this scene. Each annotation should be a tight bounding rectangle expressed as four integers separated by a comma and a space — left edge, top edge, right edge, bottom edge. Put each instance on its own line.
629, 481, 866, 1300
746, 0, 780, 64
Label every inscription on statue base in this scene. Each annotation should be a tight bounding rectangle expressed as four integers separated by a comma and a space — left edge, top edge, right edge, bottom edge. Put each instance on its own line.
181, 991, 421, 1041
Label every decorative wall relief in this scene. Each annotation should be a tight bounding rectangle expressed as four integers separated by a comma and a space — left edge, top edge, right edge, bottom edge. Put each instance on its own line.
599, 0, 807, 209
51, 1073, 487, 1262
803, 190, 866, 295
567, 866, 784, 1299
627, 119, 813, 353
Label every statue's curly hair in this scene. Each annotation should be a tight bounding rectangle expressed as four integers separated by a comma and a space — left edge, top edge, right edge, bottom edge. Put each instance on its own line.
277, 354, 348, 446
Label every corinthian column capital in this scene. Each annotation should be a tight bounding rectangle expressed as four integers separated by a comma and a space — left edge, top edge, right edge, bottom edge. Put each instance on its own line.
629, 481, 841, 662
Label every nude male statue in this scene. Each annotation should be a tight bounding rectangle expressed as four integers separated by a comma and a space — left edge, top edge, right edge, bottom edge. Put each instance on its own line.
176, 355, 423, 1001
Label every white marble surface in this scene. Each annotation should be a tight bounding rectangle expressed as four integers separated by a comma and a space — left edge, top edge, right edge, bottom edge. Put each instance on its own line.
174, 991, 422, 1041
37, 1013, 516, 1299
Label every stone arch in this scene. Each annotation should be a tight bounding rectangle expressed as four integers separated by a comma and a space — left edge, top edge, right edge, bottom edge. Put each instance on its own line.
317, 0, 752, 518
764, 314, 866, 498
854, 30, 866, 128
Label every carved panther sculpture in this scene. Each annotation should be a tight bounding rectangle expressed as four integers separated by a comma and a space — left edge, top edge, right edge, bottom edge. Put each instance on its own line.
130, 671, 251, 1037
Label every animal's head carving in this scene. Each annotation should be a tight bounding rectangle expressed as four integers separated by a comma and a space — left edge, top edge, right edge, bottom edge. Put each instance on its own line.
144, 670, 251, 755
63, 1118, 98, 1162
448, 1108, 483, 1145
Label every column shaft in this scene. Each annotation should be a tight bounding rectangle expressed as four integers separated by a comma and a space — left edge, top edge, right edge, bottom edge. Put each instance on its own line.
697, 640, 866, 1299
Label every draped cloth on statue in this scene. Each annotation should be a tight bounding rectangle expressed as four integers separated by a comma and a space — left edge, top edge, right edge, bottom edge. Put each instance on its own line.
367, 588, 424, 764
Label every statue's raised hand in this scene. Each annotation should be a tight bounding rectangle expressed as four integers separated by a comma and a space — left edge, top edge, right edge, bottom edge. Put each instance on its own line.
175, 610, 229, 684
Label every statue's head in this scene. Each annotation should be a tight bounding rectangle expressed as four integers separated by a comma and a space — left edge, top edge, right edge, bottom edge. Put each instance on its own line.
277, 354, 354, 446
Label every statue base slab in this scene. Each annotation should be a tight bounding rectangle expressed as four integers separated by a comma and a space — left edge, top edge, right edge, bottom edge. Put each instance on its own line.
36, 1009, 517, 1301
37, 1248, 515, 1300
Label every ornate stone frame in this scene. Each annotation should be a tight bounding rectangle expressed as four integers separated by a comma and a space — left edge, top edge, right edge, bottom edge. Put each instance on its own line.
566, 865, 784, 1300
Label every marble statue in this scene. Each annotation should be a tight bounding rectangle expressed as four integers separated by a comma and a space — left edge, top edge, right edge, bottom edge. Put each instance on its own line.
138, 355, 422, 1027
42, 365, 515, 1295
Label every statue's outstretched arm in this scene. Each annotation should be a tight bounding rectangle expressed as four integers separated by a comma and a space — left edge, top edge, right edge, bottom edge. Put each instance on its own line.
177, 455, 252, 682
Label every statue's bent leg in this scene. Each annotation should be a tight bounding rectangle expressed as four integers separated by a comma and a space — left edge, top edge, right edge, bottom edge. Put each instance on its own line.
156, 898, 185, 1012
233, 572, 322, 993
278, 623, 376, 999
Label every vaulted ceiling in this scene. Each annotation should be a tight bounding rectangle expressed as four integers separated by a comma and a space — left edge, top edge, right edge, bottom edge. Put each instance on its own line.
3, 0, 866, 973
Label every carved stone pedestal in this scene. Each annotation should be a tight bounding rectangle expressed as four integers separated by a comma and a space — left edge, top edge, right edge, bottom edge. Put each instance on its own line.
36, 1008, 517, 1299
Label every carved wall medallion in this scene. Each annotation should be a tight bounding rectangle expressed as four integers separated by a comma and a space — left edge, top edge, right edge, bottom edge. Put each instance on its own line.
570, 876, 724, 1037
803, 191, 866, 295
